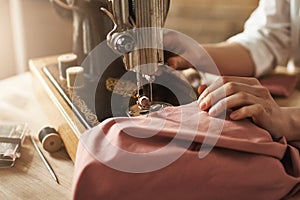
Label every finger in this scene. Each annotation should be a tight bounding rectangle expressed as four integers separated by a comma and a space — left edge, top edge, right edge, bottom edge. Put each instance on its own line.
197, 85, 208, 104
208, 91, 265, 116
207, 98, 227, 117
229, 104, 268, 127
198, 76, 261, 102
198, 76, 222, 101
200, 83, 270, 110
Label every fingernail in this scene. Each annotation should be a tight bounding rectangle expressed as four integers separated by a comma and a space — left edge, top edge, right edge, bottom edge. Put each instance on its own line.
200, 102, 206, 110
209, 108, 216, 116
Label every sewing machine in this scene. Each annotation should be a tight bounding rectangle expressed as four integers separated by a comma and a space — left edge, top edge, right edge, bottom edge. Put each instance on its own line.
31, 0, 197, 161
101, 0, 172, 116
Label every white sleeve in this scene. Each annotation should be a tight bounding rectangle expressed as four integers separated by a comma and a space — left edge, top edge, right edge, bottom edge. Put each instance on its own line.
228, 0, 291, 77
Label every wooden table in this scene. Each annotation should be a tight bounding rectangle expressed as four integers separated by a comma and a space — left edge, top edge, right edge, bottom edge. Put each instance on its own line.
0, 73, 74, 199
273, 66, 300, 107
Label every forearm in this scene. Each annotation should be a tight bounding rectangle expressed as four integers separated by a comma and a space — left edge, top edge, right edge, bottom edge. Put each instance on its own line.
202, 42, 255, 77
282, 107, 300, 141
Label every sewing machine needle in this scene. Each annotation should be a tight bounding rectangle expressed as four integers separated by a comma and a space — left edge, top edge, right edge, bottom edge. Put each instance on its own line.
29, 135, 59, 184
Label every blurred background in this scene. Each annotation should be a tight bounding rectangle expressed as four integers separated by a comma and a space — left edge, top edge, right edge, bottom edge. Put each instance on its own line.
0, 0, 258, 80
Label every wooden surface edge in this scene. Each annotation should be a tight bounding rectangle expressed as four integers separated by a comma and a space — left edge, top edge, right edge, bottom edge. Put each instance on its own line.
29, 56, 87, 162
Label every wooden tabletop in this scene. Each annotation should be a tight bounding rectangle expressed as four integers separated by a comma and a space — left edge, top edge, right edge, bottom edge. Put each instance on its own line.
273, 66, 300, 107
0, 73, 74, 200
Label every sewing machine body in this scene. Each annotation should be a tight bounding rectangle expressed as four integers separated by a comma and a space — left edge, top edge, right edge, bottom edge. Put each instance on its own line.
33, 0, 198, 161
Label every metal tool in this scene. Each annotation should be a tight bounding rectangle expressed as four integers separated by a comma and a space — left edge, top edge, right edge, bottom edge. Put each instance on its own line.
29, 135, 59, 184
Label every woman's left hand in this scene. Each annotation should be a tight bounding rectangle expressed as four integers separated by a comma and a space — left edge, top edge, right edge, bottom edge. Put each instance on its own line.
197, 76, 289, 139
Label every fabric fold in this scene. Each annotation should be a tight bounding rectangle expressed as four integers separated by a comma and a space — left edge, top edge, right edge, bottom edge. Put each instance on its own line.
73, 101, 300, 200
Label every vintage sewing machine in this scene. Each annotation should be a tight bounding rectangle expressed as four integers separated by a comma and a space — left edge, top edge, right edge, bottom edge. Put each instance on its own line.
30, 0, 198, 161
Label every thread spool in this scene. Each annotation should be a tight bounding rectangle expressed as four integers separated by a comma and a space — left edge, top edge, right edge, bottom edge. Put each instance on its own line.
66, 66, 85, 89
38, 127, 63, 153
58, 53, 78, 80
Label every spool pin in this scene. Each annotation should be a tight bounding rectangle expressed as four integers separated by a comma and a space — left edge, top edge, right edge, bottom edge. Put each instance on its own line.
38, 127, 63, 153
58, 53, 78, 80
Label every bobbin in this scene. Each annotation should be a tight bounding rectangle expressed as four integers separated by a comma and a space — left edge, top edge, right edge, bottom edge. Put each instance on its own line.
66, 66, 85, 89
38, 126, 63, 153
58, 53, 78, 80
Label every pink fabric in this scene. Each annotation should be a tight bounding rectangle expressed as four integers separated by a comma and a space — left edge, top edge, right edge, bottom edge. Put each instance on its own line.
72, 102, 300, 200
260, 74, 299, 97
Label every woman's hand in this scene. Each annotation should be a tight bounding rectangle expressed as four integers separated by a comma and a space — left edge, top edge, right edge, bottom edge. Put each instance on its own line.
197, 76, 297, 140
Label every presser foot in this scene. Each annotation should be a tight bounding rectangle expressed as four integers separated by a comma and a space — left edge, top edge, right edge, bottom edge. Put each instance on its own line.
127, 101, 172, 117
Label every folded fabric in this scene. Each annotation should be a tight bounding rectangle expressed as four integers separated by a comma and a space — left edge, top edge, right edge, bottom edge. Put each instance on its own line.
259, 74, 299, 97
72, 102, 300, 200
